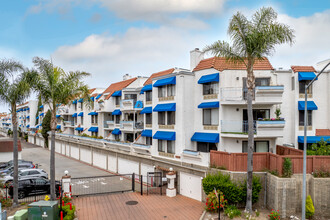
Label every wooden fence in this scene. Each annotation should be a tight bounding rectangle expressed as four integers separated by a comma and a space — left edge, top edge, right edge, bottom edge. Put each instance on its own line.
210, 150, 330, 175
276, 145, 303, 155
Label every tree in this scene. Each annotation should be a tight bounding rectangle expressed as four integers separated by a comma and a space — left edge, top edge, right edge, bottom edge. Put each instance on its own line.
0, 60, 32, 205
204, 7, 294, 212
30, 57, 90, 200
41, 110, 52, 148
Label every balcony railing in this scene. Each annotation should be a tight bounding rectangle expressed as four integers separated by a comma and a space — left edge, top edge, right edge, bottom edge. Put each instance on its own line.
120, 121, 144, 130
120, 99, 143, 110
104, 121, 115, 128
221, 120, 256, 134
64, 121, 74, 126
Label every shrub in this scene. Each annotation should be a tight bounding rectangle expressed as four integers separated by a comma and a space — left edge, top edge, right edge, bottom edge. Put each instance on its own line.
305, 195, 315, 219
313, 168, 330, 178
202, 172, 262, 205
24, 134, 28, 142
225, 205, 241, 219
282, 157, 292, 178
0, 197, 13, 207
60, 204, 76, 220
97, 136, 104, 139
205, 190, 227, 212
307, 138, 330, 155
7, 129, 13, 136
269, 209, 280, 219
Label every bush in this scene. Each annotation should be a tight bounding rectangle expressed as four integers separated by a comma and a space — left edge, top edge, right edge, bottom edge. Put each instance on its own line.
307, 138, 330, 155
282, 157, 292, 178
305, 195, 315, 219
205, 190, 227, 212
0, 197, 12, 207
7, 129, 13, 136
313, 168, 330, 178
60, 204, 76, 220
24, 134, 28, 142
225, 205, 241, 219
202, 172, 262, 205
269, 209, 280, 219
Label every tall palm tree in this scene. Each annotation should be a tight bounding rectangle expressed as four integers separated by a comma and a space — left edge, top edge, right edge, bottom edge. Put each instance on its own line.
0, 60, 32, 205
30, 57, 90, 200
204, 7, 294, 212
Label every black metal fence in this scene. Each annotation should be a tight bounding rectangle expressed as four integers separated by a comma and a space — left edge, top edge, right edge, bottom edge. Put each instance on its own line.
71, 173, 135, 196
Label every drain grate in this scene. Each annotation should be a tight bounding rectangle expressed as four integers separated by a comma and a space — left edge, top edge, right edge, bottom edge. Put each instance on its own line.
125, 200, 138, 205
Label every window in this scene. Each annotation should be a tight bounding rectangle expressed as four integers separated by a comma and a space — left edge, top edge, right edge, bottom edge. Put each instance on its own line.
114, 134, 120, 141
158, 140, 165, 152
92, 132, 98, 136
242, 141, 269, 152
203, 82, 219, 95
91, 115, 98, 124
74, 118, 77, 125
203, 109, 219, 125
124, 94, 137, 101
29, 170, 40, 175
158, 87, 166, 98
125, 133, 134, 142
115, 115, 120, 124
81, 102, 84, 110
197, 142, 217, 152
255, 78, 270, 86
146, 113, 152, 124
299, 80, 312, 94
299, 110, 312, 126
167, 141, 175, 154
20, 171, 29, 176
81, 116, 84, 125
35, 178, 47, 185
145, 91, 152, 102
167, 112, 175, 125
158, 85, 175, 98
146, 137, 152, 145
167, 85, 175, 96
158, 112, 165, 125
115, 97, 121, 105
243, 109, 270, 120
74, 104, 77, 111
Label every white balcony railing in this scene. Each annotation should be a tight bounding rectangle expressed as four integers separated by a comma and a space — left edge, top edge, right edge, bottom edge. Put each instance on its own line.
64, 121, 74, 126
120, 99, 143, 111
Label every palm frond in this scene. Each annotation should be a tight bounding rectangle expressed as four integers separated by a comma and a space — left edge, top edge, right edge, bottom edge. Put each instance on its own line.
0, 59, 24, 77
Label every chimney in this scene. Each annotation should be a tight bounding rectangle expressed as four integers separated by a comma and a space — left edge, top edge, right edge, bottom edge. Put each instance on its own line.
190, 48, 204, 71
123, 74, 132, 81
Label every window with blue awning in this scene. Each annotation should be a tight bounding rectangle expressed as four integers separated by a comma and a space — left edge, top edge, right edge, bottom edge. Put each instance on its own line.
26, 125, 30, 128
111, 90, 122, 97
88, 127, 98, 132
153, 131, 176, 140
56, 115, 61, 118
141, 130, 152, 137
96, 94, 103, 99
78, 112, 83, 117
75, 127, 84, 131
78, 98, 84, 103
72, 113, 78, 117
140, 107, 152, 114
112, 109, 122, 115
153, 76, 176, 87
36, 116, 39, 119
39, 105, 43, 109
56, 125, 61, 130
153, 103, 176, 112
72, 100, 77, 104
298, 101, 318, 110
88, 112, 98, 116
39, 113, 44, 117
298, 136, 330, 143
26, 116, 30, 119
298, 72, 317, 81
198, 73, 219, 84
140, 84, 153, 94
198, 102, 219, 109
191, 132, 219, 143
112, 128, 121, 135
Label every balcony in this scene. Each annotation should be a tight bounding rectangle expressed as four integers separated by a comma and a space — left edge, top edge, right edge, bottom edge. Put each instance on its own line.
64, 121, 74, 127
120, 121, 144, 131
104, 121, 115, 129
220, 86, 284, 105
221, 120, 285, 138
120, 99, 143, 111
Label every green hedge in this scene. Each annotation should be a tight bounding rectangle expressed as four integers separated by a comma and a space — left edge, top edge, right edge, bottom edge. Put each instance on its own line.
202, 172, 262, 205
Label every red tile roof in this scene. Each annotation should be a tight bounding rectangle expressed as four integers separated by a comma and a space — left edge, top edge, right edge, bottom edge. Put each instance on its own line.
315, 129, 330, 136
193, 57, 274, 72
104, 77, 137, 100
291, 66, 316, 73
0, 140, 22, 152
89, 88, 96, 94
144, 68, 175, 85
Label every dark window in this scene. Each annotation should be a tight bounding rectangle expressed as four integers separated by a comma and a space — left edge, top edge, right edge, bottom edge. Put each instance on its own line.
115, 97, 121, 105
299, 80, 312, 94
167, 141, 175, 154
158, 87, 166, 98
74, 104, 77, 111
243, 78, 270, 99
243, 109, 270, 120
167, 112, 175, 125
115, 115, 120, 124
203, 82, 218, 95
242, 141, 269, 153
124, 94, 137, 102
92, 132, 98, 136
158, 140, 165, 152
146, 113, 152, 124
126, 133, 134, 142
81, 116, 84, 125
203, 109, 219, 126
145, 91, 152, 102
197, 142, 217, 152
29, 170, 40, 175
299, 110, 312, 126
146, 137, 152, 145
158, 112, 165, 125
34, 178, 47, 185
167, 85, 175, 96
114, 134, 120, 141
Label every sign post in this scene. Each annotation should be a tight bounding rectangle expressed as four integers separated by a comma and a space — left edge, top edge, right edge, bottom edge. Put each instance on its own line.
214, 188, 220, 220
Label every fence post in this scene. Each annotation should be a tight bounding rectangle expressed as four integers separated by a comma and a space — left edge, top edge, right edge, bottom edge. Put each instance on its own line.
132, 173, 135, 192
140, 175, 143, 196
62, 171, 72, 197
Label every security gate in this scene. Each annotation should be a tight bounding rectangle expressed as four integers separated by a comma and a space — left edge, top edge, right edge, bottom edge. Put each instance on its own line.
147, 172, 163, 195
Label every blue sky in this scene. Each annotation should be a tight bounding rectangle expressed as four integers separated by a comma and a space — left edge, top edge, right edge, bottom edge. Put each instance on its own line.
0, 0, 329, 113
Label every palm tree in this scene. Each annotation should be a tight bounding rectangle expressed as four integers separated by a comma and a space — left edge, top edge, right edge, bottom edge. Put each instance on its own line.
30, 57, 90, 200
204, 7, 294, 212
0, 60, 32, 205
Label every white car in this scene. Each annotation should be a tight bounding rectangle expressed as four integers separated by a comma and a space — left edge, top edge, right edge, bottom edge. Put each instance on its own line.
1, 169, 48, 183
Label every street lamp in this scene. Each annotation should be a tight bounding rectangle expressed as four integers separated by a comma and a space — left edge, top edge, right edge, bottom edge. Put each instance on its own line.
302, 61, 330, 220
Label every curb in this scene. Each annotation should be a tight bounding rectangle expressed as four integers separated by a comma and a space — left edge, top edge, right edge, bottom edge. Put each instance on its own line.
199, 210, 206, 220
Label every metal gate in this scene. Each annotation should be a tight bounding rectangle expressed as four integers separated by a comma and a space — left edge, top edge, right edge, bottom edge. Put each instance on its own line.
147, 172, 163, 195
71, 173, 135, 196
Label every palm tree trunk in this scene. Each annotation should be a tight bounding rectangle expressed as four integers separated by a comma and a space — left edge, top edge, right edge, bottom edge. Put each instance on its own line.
50, 111, 57, 200
12, 107, 19, 206
245, 60, 255, 213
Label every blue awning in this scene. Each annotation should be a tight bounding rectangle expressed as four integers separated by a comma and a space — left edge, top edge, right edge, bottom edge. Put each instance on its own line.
88, 127, 98, 132
134, 100, 143, 108
26, 125, 30, 128
78, 98, 84, 103
72, 100, 77, 104
198, 101, 219, 109
39, 105, 43, 109
39, 113, 44, 117
140, 107, 152, 114
298, 72, 317, 81
36, 125, 39, 129
153, 103, 176, 112
72, 113, 78, 118
111, 90, 122, 97
198, 73, 219, 84
140, 84, 152, 94
298, 101, 318, 110
153, 76, 176, 87
153, 131, 176, 140
26, 116, 30, 119
78, 112, 83, 117
112, 128, 121, 135
298, 136, 330, 143
141, 130, 152, 137
26, 108, 30, 111
88, 112, 98, 116
191, 132, 219, 143
56, 115, 61, 118
75, 127, 83, 131
112, 109, 122, 115
96, 94, 103, 99
91, 97, 95, 101
36, 116, 39, 119
56, 125, 61, 130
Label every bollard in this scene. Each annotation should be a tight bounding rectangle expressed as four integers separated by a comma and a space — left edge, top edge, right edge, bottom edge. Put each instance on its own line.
62, 200, 64, 206
69, 203, 72, 210
60, 211, 63, 220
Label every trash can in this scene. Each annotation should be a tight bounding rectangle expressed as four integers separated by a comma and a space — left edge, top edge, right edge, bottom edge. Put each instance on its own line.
28, 201, 59, 220
14, 209, 28, 220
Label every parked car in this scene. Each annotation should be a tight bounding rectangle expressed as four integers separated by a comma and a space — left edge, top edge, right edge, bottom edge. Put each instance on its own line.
1, 168, 48, 183
8, 178, 61, 199
0, 163, 35, 175
0, 159, 33, 169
